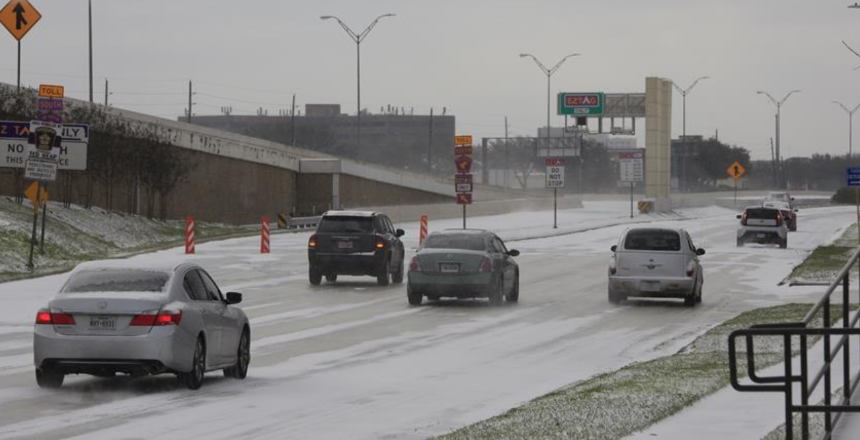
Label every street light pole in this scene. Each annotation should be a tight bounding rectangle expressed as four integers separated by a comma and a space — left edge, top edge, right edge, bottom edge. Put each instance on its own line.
321, 14, 395, 150
520, 52, 580, 229
833, 101, 860, 158
671, 76, 709, 193
757, 90, 800, 189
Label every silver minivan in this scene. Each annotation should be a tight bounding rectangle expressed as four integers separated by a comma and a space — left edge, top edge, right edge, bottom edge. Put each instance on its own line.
608, 227, 705, 306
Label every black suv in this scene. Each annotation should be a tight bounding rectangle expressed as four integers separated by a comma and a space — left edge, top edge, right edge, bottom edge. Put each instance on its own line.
308, 211, 406, 286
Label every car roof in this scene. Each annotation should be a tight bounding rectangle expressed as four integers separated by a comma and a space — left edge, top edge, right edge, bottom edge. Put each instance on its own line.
438, 228, 492, 235
624, 226, 686, 234
322, 210, 378, 218
71, 258, 196, 275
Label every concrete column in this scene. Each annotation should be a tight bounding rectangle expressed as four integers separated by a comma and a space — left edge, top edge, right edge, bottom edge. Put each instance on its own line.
332, 173, 340, 210
645, 77, 673, 211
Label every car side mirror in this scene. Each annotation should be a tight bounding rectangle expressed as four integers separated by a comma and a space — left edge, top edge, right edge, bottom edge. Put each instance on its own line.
794, 209, 799, 212
396, 229, 405, 237
696, 248, 706, 256
507, 249, 520, 257
610, 245, 617, 252
225, 292, 243, 305
736, 214, 742, 219
791, 197, 796, 201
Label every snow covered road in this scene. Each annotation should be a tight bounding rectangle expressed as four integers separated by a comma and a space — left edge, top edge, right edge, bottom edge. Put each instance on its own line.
0, 202, 855, 440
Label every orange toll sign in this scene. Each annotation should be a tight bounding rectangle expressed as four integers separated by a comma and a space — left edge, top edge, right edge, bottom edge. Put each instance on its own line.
454, 135, 472, 146
0, 0, 41, 41
38, 84, 64, 99
727, 161, 746, 179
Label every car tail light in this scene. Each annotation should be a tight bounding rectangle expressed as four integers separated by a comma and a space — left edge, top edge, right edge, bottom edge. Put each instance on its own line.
609, 259, 617, 275
409, 256, 421, 272
775, 212, 783, 227
740, 211, 748, 226
375, 236, 386, 250
308, 234, 318, 249
686, 261, 695, 277
35, 309, 75, 325
131, 310, 182, 327
478, 257, 492, 273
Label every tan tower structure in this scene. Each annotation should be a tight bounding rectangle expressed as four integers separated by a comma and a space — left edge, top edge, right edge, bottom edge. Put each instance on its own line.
645, 77, 673, 211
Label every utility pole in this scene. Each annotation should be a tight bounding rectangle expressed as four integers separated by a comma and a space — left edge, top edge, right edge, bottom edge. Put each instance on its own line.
427, 107, 434, 171
671, 76, 710, 193
104, 78, 109, 106
187, 80, 193, 124
88, 0, 93, 103
770, 137, 777, 188
758, 90, 800, 189
832, 101, 860, 158
504, 116, 509, 188
291, 94, 296, 145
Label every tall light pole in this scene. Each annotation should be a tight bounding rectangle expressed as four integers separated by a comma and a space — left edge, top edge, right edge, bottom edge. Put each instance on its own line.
833, 101, 860, 158
757, 90, 800, 189
321, 14, 395, 150
520, 52, 579, 229
519, 53, 580, 148
672, 76, 709, 193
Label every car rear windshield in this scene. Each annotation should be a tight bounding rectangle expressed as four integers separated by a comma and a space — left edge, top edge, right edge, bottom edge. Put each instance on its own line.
624, 230, 681, 252
62, 269, 171, 293
746, 208, 778, 219
317, 216, 374, 233
423, 234, 487, 251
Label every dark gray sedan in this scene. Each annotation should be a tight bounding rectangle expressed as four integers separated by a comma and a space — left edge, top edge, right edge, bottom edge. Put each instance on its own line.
406, 229, 520, 306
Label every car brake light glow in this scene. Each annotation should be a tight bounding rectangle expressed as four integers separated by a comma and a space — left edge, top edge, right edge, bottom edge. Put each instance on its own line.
741, 211, 748, 226
478, 257, 492, 273
609, 259, 617, 275
686, 261, 695, 277
775, 212, 783, 227
130, 310, 182, 327
35, 309, 76, 325
35, 310, 51, 325
375, 236, 386, 250
308, 235, 318, 249
409, 256, 421, 272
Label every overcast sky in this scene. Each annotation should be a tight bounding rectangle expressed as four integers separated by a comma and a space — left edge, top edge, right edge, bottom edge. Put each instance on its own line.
1, 0, 858, 160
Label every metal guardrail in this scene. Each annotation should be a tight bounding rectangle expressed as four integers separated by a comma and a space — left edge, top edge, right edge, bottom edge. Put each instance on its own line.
729, 247, 860, 440
284, 215, 321, 230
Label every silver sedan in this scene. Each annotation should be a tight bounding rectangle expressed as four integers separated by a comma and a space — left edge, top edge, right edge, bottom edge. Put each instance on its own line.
33, 260, 250, 390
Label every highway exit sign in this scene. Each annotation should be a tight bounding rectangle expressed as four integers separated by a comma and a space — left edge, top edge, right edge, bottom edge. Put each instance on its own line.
558, 92, 604, 116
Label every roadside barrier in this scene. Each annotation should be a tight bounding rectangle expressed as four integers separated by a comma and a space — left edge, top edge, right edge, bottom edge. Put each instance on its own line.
185, 215, 195, 254
277, 212, 287, 229
420, 215, 428, 245
261, 215, 270, 254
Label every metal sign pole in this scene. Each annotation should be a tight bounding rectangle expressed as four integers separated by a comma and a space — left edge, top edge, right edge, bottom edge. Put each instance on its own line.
17, 40, 20, 92
734, 178, 738, 207
462, 204, 466, 229
856, 187, 859, 246
26, 180, 40, 270
39, 183, 47, 254
553, 188, 558, 229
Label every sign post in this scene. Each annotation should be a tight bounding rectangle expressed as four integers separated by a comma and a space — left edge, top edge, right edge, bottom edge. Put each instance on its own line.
618, 151, 644, 218
454, 135, 473, 229
545, 158, 566, 228
847, 167, 860, 244
727, 161, 746, 207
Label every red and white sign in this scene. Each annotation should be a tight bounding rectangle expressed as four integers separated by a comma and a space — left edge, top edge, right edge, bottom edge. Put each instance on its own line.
455, 156, 473, 174
456, 193, 473, 205
419, 215, 428, 245
564, 94, 600, 107
545, 158, 566, 167
261, 215, 270, 254
546, 158, 565, 188
455, 173, 473, 192
185, 215, 195, 254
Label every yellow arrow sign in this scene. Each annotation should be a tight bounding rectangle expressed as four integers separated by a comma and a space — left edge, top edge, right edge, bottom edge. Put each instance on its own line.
24, 181, 47, 210
727, 161, 746, 179
0, 0, 41, 41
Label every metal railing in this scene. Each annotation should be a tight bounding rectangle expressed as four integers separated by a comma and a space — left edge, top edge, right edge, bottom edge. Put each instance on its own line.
729, 247, 860, 440
285, 215, 322, 230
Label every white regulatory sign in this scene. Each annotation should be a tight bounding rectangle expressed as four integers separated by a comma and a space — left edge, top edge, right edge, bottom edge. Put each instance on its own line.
618, 152, 644, 183
25, 158, 58, 182
0, 124, 89, 170
546, 165, 565, 188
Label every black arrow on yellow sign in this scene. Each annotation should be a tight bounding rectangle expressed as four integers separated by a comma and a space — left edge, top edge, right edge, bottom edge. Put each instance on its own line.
13, 2, 25, 29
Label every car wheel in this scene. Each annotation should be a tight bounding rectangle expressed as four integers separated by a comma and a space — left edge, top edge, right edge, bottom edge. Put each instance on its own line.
608, 285, 621, 304
309, 268, 322, 286
505, 273, 519, 303
377, 260, 391, 286
684, 294, 696, 307
179, 336, 206, 390
696, 281, 703, 303
407, 284, 422, 306
224, 328, 250, 379
779, 238, 788, 249
325, 274, 337, 283
35, 367, 64, 389
489, 276, 503, 306
391, 260, 404, 284
736, 237, 744, 247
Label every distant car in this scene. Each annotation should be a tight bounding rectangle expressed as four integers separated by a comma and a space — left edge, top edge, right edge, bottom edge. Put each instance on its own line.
736, 206, 788, 248
307, 211, 406, 286
762, 200, 798, 232
33, 261, 250, 390
407, 229, 520, 306
765, 191, 795, 206
608, 227, 705, 307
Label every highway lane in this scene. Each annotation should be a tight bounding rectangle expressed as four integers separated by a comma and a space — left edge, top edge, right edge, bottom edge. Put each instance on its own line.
0, 204, 854, 440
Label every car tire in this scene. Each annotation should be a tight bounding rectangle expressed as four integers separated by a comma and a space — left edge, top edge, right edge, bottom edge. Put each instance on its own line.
506, 273, 519, 303
325, 274, 337, 283
407, 284, 422, 306
309, 268, 322, 286
736, 238, 743, 247
684, 294, 696, 307
224, 328, 250, 379
377, 260, 391, 286
35, 367, 64, 389
779, 238, 788, 249
179, 336, 206, 390
489, 276, 504, 306
391, 259, 404, 284
608, 285, 621, 304
696, 281, 703, 303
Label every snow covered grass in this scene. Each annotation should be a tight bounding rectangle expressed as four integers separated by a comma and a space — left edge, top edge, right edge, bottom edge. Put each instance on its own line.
787, 224, 858, 285
0, 197, 253, 282
435, 304, 828, 440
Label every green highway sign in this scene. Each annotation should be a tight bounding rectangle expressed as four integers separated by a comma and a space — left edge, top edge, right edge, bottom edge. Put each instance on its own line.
557, 92, 604, 116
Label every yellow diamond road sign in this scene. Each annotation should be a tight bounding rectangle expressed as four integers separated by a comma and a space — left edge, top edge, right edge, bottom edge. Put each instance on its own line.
0, 0, 40, 41
727, 161, 746, 180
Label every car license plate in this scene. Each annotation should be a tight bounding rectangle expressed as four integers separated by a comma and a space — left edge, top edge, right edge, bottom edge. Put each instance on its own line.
440, 263, 459, 274
640, 281, 660, 292
89, 316, 116, 330
757, 233, 766, 238
337, 241, 353, 250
